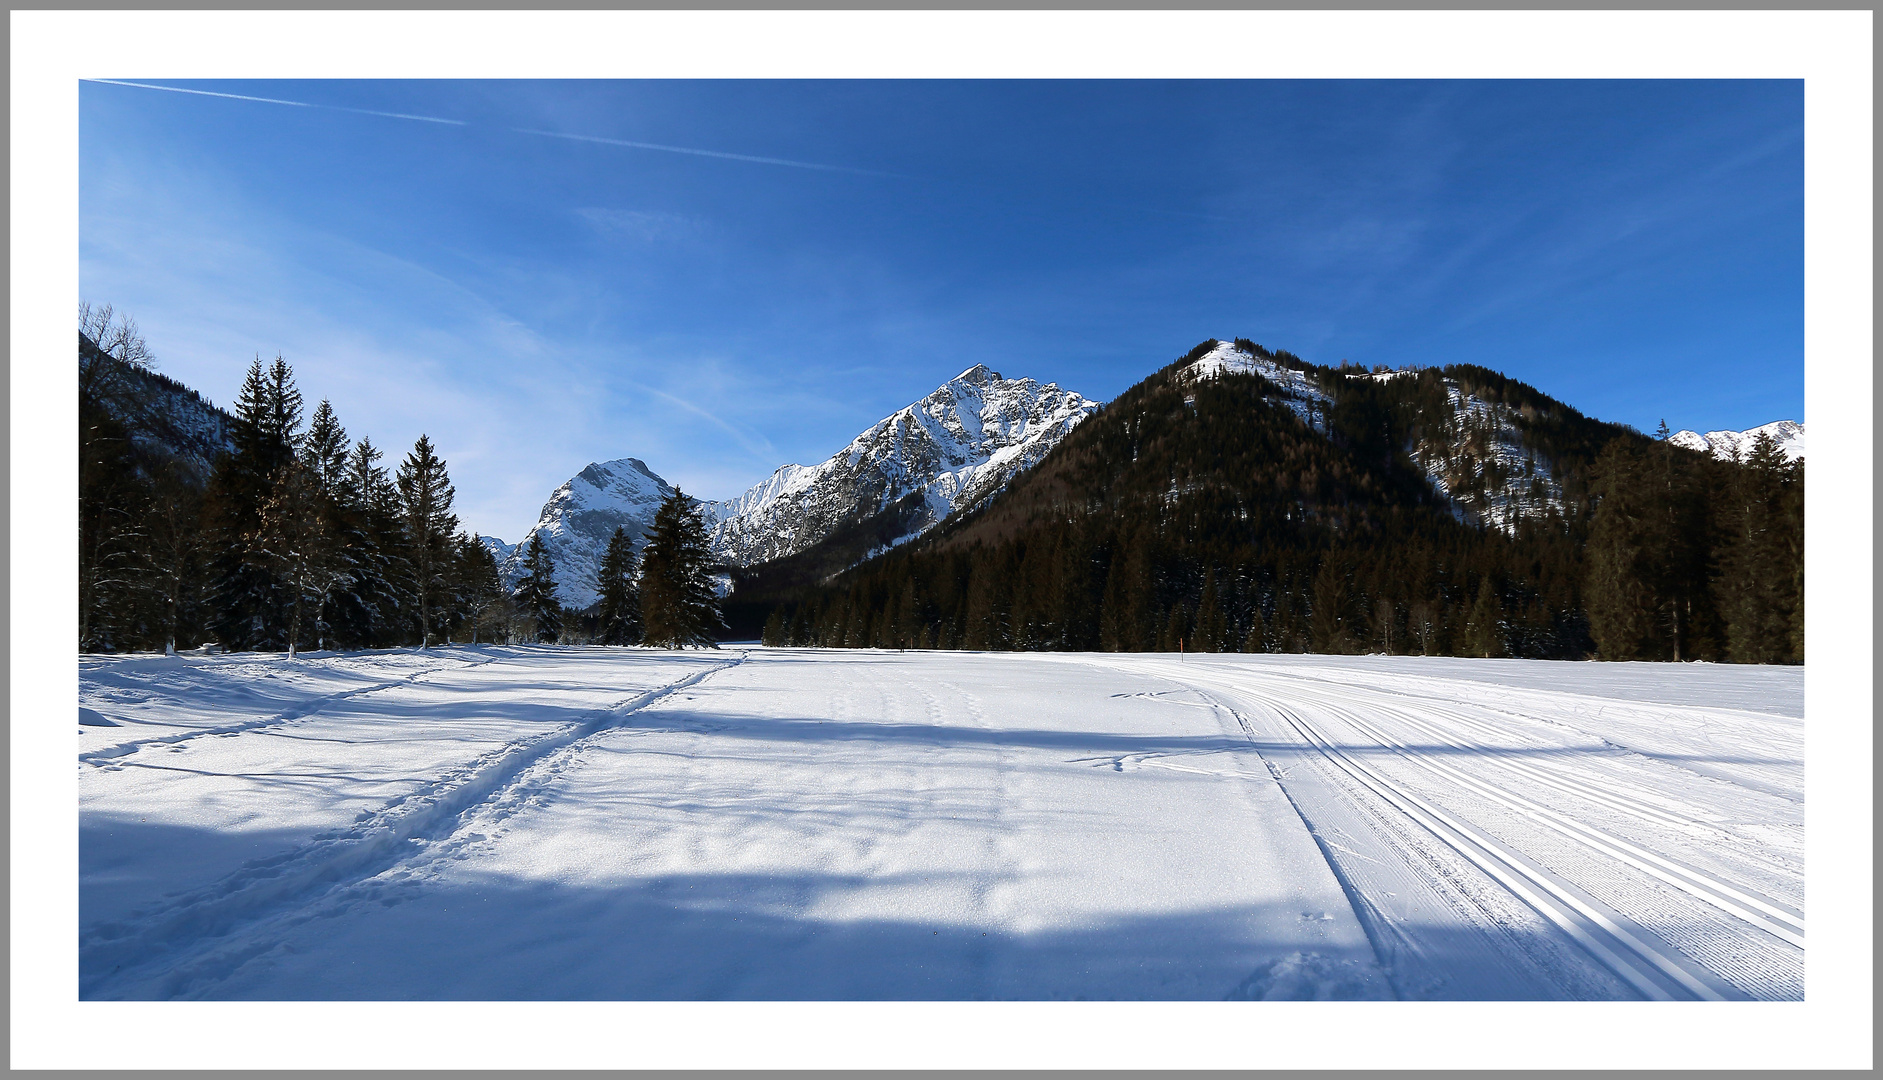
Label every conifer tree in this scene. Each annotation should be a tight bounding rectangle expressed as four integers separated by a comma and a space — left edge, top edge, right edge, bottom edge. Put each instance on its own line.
595, 526, 644, 645
1193, 569, 1226, 652
396, 435, 458, 647
1464, 577, 1505, 658
639, 490, 725, 648
513, 533, 563, 643
206, 356, 305, 649
248, 459, 328, 657
303, 400, 352, 498
456, 535, 506, 645
1309, 558, 1353, 653
1716, 432, 1803, 663
341, 436, 407, 646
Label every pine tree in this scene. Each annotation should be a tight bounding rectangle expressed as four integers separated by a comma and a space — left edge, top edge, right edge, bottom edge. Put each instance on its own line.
457, 535, 506, 644
1193, 569, 1227, 652
595, 527, 644, 646
1242, 597, 1268, 653
513, 533, 563, 643
639, 489, 725, 648
1716, 432, 1804, 663
1309, 558, 1353, 654
396, 435, 458, 647
303, 399, 351, 499
247, 459, 329, 658
1464, 577, 1505, 658
206, 356, 305, 650
296, 399, 359, 650
342, 436, 408, 646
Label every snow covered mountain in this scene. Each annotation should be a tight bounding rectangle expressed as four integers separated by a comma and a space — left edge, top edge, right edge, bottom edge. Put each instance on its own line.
702, 364, 1100, 567
1182, 340, 1577, 533
499, 458, 677, 609
1669, 420, 1805, 463
478, 535, 517, 565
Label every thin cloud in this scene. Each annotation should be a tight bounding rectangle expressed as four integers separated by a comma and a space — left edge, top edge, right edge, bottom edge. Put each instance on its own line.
622, 380, 778, 467
84, 79, 467, 125
514, 128, 903, 178
86, 78, 899, 178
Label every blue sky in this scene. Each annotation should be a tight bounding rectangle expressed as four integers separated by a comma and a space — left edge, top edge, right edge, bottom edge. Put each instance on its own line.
80, 79, 1802, 542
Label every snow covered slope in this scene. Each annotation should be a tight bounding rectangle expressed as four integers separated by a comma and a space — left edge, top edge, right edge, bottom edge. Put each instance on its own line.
1183, 340, 1574, 533
78, 647, 1801, 1006
479, 535, 517, 565
1181, 339, 1334, 429
1670, 420, 1805, 463
500, 458, 677, 609
703, 364, 1099, 567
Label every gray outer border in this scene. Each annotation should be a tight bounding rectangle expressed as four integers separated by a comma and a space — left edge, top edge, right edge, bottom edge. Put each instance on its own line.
19, 2, 1870, 1076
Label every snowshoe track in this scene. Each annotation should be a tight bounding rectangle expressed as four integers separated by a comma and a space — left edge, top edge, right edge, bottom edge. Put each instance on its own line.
80, 653, 746, 999
79, 651, 507, 767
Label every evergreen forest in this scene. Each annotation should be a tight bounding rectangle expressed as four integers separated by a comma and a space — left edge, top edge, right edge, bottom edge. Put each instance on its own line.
77, 307, 722, 654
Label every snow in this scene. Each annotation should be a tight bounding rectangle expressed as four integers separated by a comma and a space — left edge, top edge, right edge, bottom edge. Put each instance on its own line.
499, 457, 676, 608
1405, 385, 1566, 532
1182, 340, 1333, 428
703, 365, 1099, 566
80, 646, 1802, 1005
1182, 342, 1563, 532
1670, 420, 1806, 463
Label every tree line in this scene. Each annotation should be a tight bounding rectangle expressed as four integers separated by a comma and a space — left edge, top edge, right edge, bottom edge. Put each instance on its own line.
78, 307, 724, 654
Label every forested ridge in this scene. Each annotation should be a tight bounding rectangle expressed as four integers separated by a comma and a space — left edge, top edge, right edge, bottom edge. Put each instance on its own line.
78, 307, 724, 654
749, 340, 1802, 663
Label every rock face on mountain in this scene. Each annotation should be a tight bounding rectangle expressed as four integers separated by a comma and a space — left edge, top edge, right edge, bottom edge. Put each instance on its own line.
499, 457, 676, 609
1670, 420, 1805, 463
702, 364, 1100, 568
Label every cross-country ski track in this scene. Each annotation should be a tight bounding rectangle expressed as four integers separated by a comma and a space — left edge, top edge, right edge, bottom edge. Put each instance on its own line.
78, 645, 1802, 1000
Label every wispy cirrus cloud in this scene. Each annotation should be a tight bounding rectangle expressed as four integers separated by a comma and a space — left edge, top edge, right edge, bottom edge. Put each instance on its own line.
575, 207, 706, 244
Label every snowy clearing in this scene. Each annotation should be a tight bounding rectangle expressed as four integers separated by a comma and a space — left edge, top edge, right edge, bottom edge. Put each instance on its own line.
78, 646, 1801, 1001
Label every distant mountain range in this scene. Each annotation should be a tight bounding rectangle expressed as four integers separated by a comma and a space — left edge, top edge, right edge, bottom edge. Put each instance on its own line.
468, 341, 1805, 615
1669, 420, 1805, 463
498, 365, 1098, 608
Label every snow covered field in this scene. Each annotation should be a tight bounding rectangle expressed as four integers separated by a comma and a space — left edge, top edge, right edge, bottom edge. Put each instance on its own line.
77, 645, 1804, 1003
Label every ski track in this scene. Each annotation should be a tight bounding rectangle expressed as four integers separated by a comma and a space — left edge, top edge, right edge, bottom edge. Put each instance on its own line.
1082, 657, 1801, 1001
78, 650, 508, 767
80, 653, 747, 999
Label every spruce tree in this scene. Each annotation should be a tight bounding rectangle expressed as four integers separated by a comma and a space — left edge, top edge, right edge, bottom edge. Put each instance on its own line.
639, 489, 725, 648
513, 533, 563, 642
206, 356, 304, 650
396, 435, 458, 647
1464, 577, 1505, 658
1194, 569, 1226, 652
595, 526, 644, 646
455, 535, 506, 645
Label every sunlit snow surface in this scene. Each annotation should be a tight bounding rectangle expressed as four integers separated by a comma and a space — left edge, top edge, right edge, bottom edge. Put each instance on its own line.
79, 647, 1801, 1001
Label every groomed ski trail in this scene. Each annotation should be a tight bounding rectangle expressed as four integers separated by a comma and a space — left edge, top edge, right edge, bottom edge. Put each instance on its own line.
1092, 656, 1800, 1001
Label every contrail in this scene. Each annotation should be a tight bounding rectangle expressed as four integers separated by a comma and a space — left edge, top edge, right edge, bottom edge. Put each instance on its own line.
84, 78, 890, 176
624, 381, 779, 465
512, 128, 902, 178
83, 79, 468, 125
